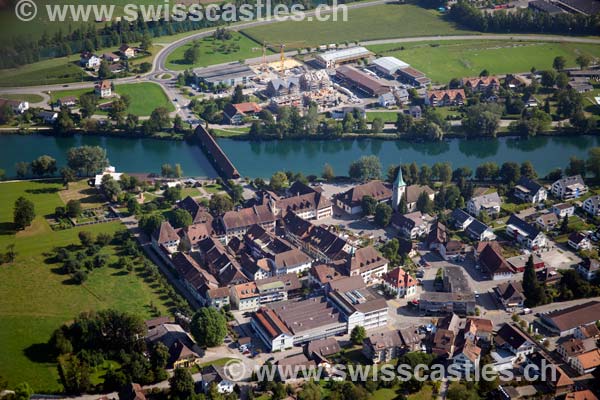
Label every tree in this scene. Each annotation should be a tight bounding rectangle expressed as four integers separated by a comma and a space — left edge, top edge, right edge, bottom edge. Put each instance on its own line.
322, 163, 335, 181
298, 381, 322, 400
13, 197, 35, 230
184, 42, 201, 64
462, 103, 502, 138
15, 161, 30, 178
566, 156, 586, 177
209, 193, 233, 215
79, 93, 98, 118
139, 214, 165, 235
556, 88, 583, 118
31, 155, 57, 177
98, 60, 112, 79
269, 171, 289, 192
169, 368, 195, 400
523, 255, 545, 307
170, 208, 193, 228
173, 115, 184, 133
396, 112, 413, 133
348, 155, 381, 181
190, 307, 227, 347
576, 54, 592, 70
587, 147, 600, 178
140, 35, 152, 51
67, 146, 109, 176
60, 167, 77, 183
500, 162, 521, 185
361, 195, 377, 216
232, 85, 245, 103
78, 231, 94, 247
66, 200, 82, 218
561, 214, 570, 234
101, 174, 121, 201
540, 70, 556, 88
13, 382, 34, 400
416, 191, 433, 214
556, 72, 569, 89
55, 108, 75, 135
350, 325, 366, 345
371, 117, 384, 133
374, 203, 392, 227
553, 56, 566, 71
520, 161, 537, 179
161, 163, 174, 178
173, 164, 183, 178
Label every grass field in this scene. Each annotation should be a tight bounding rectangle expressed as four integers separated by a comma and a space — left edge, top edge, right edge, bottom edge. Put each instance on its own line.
368, 40, 600, 83
0, 93, 45, 103
366, 111, 399, 123
0, 180, 171, 392
166, 32, 271, 70
241, 4, 473, 47
49, 82, 174, 116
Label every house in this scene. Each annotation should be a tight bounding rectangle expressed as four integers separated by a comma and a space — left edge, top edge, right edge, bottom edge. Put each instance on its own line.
462, 76, 500, 93
202, 286, 230, 309
223, 102, 261, 125
505, 214, 547, 250
505, 74, 531, 89
568, 232, 591, 251
57, 96, 77, 108
539, 301, 600, 336
450, 208, 474, 231
494, 323, 535, 358
80, 52, 101, 69
119, 44, 136, 58
583, 195, 600, 217
0, 98, 29, 114
578, 258, 600, 281
467, 192, 501, 217
408, 105, 422, 119
552, 202, 575, 218
494, 281, 525, 311
171, 253, 218, 304
426, 222, 465, 261
514, 177, 547, 203
394, 88, 409, 105
452, 339, 481, 376
335, 181, 392, 215
572, 349, 600, 375
146, 323, 201, 369
526, 352, 574, 395
331, 105, 366, 120
574, 323, 600, 340
37, 110, 58, 124
419, 267, 476, 316
306, 337, 341, 360
557, 337, 597, 365
94, 80, 112, 98
391, 211, 432, 239
382, 267, 417, 298
230, 281, 259, 311
478, 241, 514, 280
551, 175, 588, 200
102, 52, 120, 63
362, 330, 403, 364
537, 267, 562, 286
309, 263, 344, 289
109, 63, 125, 74
536, 212, 559, 231
299, 70, 331, 91
221, 205, 277, 242
347, 246, 389, 284
151, 221, 180, 254
506, 254, 544, 272
425, 89, 466, 107
265, 188, 333, 221
399, 327, 421, 352
568, 78, 594, 93
464, 317, 494, 343
200, 365, 234, 393
378, 92, 396, 107
465, 219, 496, 241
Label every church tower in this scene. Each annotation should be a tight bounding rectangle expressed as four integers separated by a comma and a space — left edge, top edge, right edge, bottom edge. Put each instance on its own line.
392, 167, 406, 211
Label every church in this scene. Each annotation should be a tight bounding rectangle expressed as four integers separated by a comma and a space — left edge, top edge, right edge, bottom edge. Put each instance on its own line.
392, 168, 436, 213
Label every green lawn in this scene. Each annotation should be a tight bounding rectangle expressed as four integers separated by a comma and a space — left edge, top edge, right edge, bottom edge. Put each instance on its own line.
0, 93, 45, 103
0, 60, 89, 87
0, 180, 171, 392
241, 4, 473, 47
366, 111, 399, 123
368, 40, 600, 84
211, 127, 251, 138
166, 32, 271, 70
115, 82, 175, 116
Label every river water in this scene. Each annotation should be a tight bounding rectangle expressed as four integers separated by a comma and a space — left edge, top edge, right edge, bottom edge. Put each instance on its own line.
0, 134, 597, 178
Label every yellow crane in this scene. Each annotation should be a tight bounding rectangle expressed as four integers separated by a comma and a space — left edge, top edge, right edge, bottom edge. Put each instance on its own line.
252, 41, 306, 74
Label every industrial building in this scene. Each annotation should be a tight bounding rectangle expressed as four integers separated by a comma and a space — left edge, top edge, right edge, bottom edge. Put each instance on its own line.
336, 65, 390, 97
315, 46, 373, 69
194, 62, 256, 89
371, 57, 410, 77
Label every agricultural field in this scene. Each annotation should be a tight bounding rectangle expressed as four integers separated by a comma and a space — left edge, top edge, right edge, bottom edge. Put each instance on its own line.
165, 32, 271, 70
0, 180, 171, 392
241, 4, 474, 48
368, 40, 600, 84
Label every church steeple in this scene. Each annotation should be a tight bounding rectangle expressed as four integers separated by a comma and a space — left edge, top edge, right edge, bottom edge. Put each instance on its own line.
392, 167, 407, 211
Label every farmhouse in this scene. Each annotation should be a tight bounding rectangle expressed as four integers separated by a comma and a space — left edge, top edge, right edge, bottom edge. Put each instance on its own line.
94, 80, 112, 98
223, 102, 262, 125
315, 46, 372, 69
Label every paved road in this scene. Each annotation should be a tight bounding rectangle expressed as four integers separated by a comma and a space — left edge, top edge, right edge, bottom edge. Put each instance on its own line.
359, 34, 600, 47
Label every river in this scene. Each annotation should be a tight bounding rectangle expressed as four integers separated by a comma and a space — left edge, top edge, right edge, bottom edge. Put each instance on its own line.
0, 134, 598, 179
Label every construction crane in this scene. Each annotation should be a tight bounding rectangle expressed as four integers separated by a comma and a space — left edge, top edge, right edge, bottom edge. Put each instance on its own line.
251, 41, 269, 71
252, 40, 306, 75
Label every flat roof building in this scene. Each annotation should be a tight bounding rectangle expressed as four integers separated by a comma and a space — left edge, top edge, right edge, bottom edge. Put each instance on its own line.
194, 62, 256, 89
315, 46, 373, 69
371, 56, 410, 76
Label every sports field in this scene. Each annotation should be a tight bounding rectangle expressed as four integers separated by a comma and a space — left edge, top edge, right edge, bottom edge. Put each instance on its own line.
367, 40, 600, 83
241, 4, 474, 47
166, 32, 272, 70
0, 180, 171, 392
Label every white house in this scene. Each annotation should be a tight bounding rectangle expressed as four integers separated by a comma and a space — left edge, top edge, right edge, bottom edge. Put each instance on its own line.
494, 323, 536, 359
201, 365, 235, 394
452, 340, 481, 376
552, 203, 575, 218
514, 177, 547, 203
578, 258, 600, 282
551, 175, 588, 200
467, 192, 501, 217
465, 219, 496, 242
151, 221, 180, 254
94, 80, 112, 98
451, 208, 474, 231
582, 195, 600, 217
505, 214, 547, 250
378, 92, 396, 107
382, 267, 417, 298
568, 232, 591, 251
